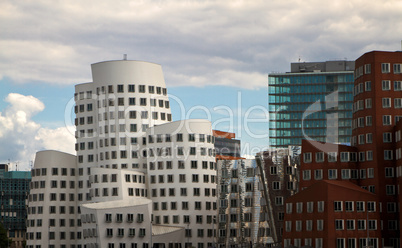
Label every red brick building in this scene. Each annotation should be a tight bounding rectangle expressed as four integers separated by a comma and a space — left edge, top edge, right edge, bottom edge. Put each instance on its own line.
283, 51, 402, 247
283, 180, 379, 248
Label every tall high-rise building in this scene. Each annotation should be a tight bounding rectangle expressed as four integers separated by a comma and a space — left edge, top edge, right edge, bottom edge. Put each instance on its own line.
269, 61, 355, 148
0, 164, 31, 248
283, 51, 402, 248
26, 60, 219, 248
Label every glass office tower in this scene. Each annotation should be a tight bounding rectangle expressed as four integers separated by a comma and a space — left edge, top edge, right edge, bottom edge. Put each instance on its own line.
269, 61, 354, 148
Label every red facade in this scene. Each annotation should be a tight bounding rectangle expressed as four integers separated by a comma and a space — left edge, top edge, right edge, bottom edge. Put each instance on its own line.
283, 51, 402, 247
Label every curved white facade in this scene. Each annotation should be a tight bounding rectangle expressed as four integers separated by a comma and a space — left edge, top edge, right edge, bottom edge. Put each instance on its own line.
147, 119, 217, 246
26, 150, 77, 248
27, 60, 218, 248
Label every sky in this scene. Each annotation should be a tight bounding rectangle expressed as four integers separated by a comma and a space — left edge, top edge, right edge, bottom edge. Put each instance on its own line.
1, 0, 402, 171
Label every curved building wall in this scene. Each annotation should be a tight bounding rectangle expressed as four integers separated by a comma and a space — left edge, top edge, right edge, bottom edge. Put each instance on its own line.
80, 199, 153, 248
146, 119, 217, 247
74, 60, 172, 204
26, 150, 77, 248
89, 167, 148, 202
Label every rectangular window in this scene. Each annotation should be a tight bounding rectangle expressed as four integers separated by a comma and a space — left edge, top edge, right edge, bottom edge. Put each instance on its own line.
315, 152, 324, 162
365, 81, 371, 91
317, 220, 324, 231
384, 150, 393, 160
382, 63, 390, 73
328, 152, 337, 162
382, 80, 391, 90
395, 81, 402, 91
382, 98, 391, 108
383, 115, 392, 125
328, 169, 337, 179
334, 201, 342, 211
315, 169, 323, 180
303, 153, 312, 163
366, 116, 372, 126
335, 220, 344, 230
394, 64, 401, 73
395, 98, 402, 108
302, 170, 311, 181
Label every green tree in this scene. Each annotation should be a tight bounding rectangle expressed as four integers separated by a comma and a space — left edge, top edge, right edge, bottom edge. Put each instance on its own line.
0, 223, 11, 248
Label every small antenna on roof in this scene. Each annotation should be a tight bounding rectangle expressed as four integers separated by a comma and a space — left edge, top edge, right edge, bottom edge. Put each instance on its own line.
123, 54, 127, 60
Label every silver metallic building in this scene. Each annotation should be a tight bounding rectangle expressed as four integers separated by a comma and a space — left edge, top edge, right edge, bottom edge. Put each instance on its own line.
216, 159, 273, 247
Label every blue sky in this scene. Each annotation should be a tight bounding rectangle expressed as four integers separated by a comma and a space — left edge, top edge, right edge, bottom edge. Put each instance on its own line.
0, 75, 270, 170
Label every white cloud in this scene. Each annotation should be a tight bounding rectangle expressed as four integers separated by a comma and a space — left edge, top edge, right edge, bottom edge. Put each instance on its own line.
0, 93, 75, 170
1, 0, 401, 89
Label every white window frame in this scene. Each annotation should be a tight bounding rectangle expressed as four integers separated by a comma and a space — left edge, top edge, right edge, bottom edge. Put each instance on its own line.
382, 63, 390, 73
303, 152, 312, 163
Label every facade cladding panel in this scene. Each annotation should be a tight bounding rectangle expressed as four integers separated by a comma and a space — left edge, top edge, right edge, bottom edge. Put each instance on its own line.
0, 164, 31, 248
217, 159, 272, 247
260, 148, 299, 243
269, 61, 354, 148
285, 51, 402, 248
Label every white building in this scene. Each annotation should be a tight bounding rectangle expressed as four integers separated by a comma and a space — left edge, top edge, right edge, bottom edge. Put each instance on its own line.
27, 59, 216, 248
26, 150, 78, 248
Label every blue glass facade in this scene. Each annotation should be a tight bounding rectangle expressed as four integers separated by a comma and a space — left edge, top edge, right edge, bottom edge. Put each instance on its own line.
269, 71, 354, 148
0, 165, 31, 239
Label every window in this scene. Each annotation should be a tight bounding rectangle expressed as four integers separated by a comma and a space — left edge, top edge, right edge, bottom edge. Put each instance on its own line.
275, 196, 283, 206
382, 98, 391, 108
367, 201, 376, 211
356, 202, 364, 212
302, 170, 311, 180
365, 98, 372, 109
306, 220, 312, 231
395, 98, 402, 108
334, 201, 342, 211
340, 152, 349, 162
315, 152, 324, 162
317, 201, 324, 212
366, 116, 372, 126
335, 220, 344, 230
345, 201, 354, 211
358, 220, 365, 230
328, 152, 337, 162
272, 181, 280, 190
328, 169, 337, 179
315, 169, 323, 180
336, 238, 345, 248
341, 169, 350, 179
296, 202, 303, 213
394, 64, 402, 73
382, 63, 390, 73
383, 115, 392, 125
386, 185, 395, 195
295, 220, 302, 231
382, 80, 391, 90
286, 203, 292, 214
303, 152, 312, 163
385, 167, 394, 178
365, 81, 371, 91
285, 221, 292, 232
368, 220, 377, 230
384, 150, 393, 160
307, 202, 313, 213
317, 220, 324, 231
395, 81, 402, 91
